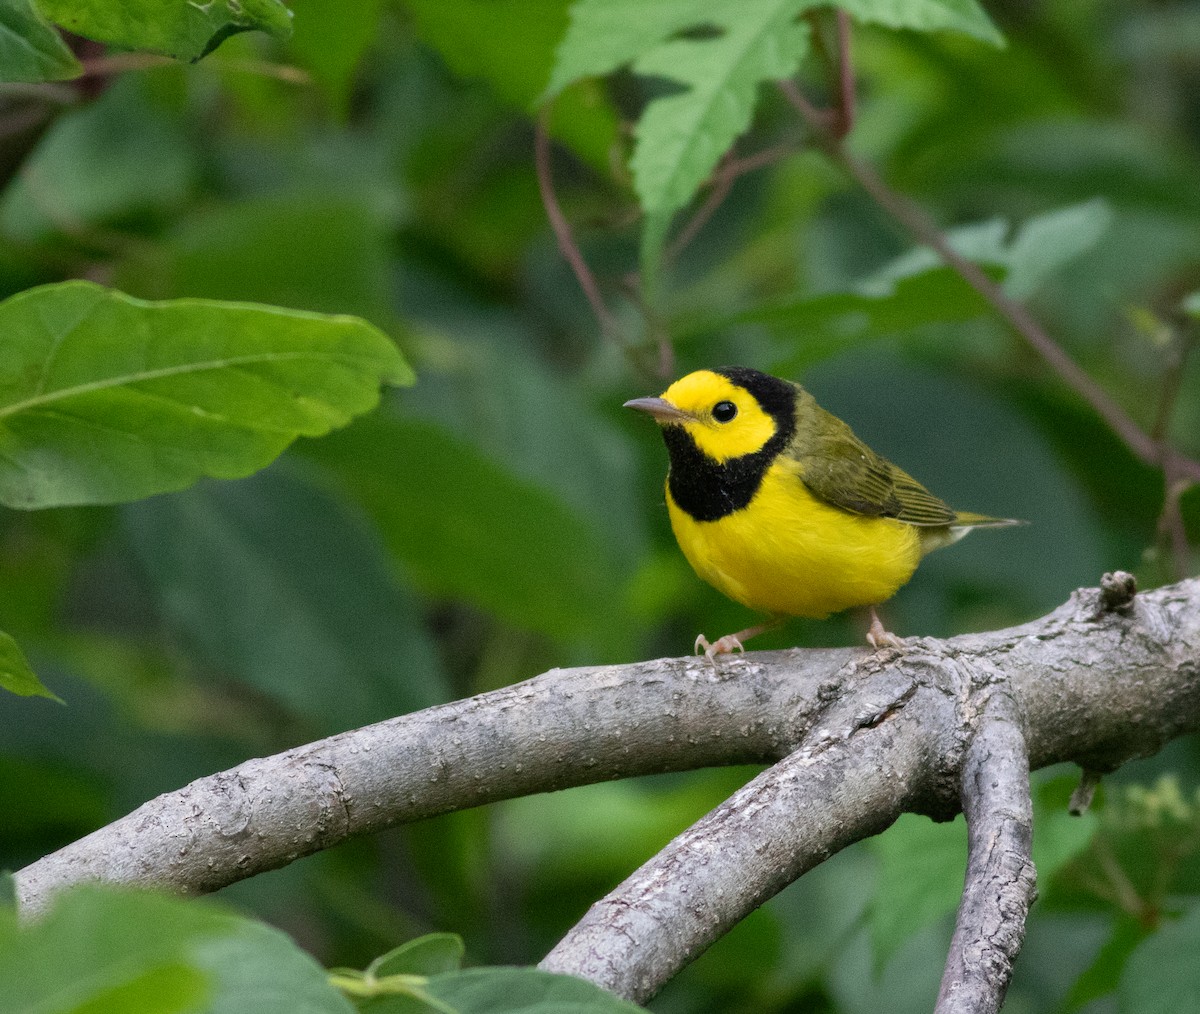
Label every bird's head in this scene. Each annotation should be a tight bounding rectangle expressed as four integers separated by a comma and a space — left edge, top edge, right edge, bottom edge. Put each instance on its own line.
624, 367, 796, 463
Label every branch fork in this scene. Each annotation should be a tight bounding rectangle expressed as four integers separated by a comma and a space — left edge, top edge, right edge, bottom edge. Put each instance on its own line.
14, 577, 1200, 1013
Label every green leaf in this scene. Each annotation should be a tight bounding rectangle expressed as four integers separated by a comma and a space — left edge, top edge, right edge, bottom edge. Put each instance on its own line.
0, 0, 80, 82
545, 0, 719, 97
370, 934, 465, 978
410, 0, 569, 109
547, 0, 1000, 98
548, 0, 1002, 271
69, 963, 208, 1014
0, 885, 355, 1014
1182, 290, 1200, 317
405, 0, 618, 169
35, 0, 293, 61
0, 872, 15, 910
124, 467, 449, 732
628, 0, 812, 218
427, 967, 648, 1012
0, 629, 60, 701
1063, 916, 1148, 1012
743, 264, 996, 372
746, 201, 1113, 367
868, 201, 1112, 301
0, 280, 411, 510
300, 413, 629, 647
0, 76, 195, 243
836, 0, 1002, 46
1003, 197, 1114, 300
285, 0, 385, 116
1119, 901, 1200, 1013
869, 813, 965, 967
117, 195, 396, 326
1030, 775, 1100, 885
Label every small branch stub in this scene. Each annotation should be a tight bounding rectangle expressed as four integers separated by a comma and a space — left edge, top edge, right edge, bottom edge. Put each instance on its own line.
1099, 570, 1138, 614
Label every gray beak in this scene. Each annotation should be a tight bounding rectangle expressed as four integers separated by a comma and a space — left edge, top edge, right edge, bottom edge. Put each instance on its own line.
623, 397, 692, 425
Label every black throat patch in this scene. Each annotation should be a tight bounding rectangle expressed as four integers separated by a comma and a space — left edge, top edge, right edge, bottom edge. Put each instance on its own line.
664, 369, 797, 523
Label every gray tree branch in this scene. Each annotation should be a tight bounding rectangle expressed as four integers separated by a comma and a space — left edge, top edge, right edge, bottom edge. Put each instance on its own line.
935, 689, 1036, 1014
13, 576, 1200, 1007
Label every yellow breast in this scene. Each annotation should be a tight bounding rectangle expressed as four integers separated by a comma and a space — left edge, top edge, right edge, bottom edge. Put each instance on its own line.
665, 458, 922, 618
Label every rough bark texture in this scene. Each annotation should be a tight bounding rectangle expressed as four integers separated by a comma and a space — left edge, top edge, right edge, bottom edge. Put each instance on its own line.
13, 576, 1200, 1009
935, 690, 1036, 1013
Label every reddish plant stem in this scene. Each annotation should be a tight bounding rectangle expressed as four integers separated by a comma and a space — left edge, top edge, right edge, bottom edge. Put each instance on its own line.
76, 53, 311, 84
666, 141, 796, 263
533, 113, 622, 342
777, 78, 1200, 487
833, 9, 856, 138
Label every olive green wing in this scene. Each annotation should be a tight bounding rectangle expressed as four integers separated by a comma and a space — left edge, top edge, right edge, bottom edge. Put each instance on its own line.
786, 390, 958, 526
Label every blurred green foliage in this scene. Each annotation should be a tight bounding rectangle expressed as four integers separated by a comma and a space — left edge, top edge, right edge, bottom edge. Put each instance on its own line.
1, 0, 1199, 1011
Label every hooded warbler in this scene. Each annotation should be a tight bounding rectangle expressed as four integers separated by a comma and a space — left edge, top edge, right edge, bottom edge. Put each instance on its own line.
625, 367, 1020, 657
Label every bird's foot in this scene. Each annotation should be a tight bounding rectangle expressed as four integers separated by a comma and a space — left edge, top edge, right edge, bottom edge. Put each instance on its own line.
696, 628, 748, 662
694, 619, 783, 661
866, 607, 905, 650
695, 632, 746, 659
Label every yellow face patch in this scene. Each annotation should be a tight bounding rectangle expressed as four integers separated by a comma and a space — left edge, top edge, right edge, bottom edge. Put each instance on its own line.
659, 370, 777, 462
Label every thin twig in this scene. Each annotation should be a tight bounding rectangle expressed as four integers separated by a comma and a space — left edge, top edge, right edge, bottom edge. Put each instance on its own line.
77, 53, 311, 84
533, 112, 621, 341
1149, 328, 1192, 443
666, 141, 796, 262
776, 79, 1200, 487
833, 10, 855, 138
77, 53, 174, 77
1157, 465, 1194, 580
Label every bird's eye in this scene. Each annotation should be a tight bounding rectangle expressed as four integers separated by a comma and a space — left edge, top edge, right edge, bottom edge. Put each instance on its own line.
712, 401, 738, 423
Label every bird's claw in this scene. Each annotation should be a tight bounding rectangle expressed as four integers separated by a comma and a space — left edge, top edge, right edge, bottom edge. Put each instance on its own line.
866, 610, 905, 650
866, 629, 905, 650
694, 633, 746, 660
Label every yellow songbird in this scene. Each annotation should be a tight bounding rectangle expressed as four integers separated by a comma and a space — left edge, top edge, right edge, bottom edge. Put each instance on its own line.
625, 367, 1020, 656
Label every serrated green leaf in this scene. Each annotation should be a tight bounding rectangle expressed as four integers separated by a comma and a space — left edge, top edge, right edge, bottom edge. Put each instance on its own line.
35, 0, 293, 61
1119, 901, 1200, 1013
0, 0, 80, 82
123, 467, 449, 732
837, 0, 1002, 46
427, 967, 647, 1012
629, 0, 811, 220
0, 629, 60, 701
545, 0, 717, 98
370, 934, 465, 978
0, 885, 355, 1014
549, 0, 1000, 99
0, 281, 411, 510
547, 0, 1001, 280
